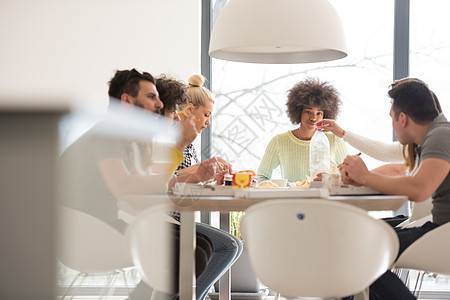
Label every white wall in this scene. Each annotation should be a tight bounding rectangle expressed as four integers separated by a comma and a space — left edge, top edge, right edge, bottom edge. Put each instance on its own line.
0, 0, 201, 110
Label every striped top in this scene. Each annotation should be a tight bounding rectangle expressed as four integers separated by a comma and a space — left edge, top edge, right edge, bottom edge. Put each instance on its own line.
257, 130, 348, 182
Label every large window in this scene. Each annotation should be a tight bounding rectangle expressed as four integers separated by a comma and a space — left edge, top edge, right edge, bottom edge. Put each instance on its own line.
410, 0, 450, 115
211, 0, 394, 176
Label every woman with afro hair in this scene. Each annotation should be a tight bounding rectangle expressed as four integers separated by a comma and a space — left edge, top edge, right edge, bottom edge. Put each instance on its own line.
257, 77, 348, 182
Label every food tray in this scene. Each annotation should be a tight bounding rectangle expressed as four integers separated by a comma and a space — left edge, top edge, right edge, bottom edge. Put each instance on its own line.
234, 187, 329, 199
173, 183, 235, 197
330, 185, 382, 195
309, 181, 382, 195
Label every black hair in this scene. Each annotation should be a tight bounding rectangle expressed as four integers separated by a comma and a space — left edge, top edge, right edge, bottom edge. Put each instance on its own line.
388, 78, 439, 124
156, 74, 189, 116
286, 77, 341, 125
108, 69, 155, 101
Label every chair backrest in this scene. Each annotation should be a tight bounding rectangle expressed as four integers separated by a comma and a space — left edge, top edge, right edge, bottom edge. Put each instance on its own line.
241, 199, 399, 299
125, 203, 177, 294
409, 197, 433, 222
57, 205, 133, 273
402, 214, 432, 228
213, 245, 262, 293
397, 197, 433, 228
394, 221, 450, 276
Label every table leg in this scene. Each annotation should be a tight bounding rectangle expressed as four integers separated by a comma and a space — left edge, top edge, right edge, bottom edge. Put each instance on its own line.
179, 211, 196, 300
218, 212, 231, 300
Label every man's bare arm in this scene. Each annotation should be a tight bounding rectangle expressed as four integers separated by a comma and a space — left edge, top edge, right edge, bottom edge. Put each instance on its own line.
342, 156, 449, 202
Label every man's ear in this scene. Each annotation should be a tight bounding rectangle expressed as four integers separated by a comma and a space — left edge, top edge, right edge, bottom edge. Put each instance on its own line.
121, 93, 133, 105
399, 112, 408, 128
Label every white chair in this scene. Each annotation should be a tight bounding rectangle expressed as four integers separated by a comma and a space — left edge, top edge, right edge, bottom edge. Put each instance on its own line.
396, 197, 433, 228
402, 214, 432, 229
241, 199, 399, 299
394, 220, 450, 298
125, 203, 178, 295
57, 205, 134, 299
393, 214, 431, 296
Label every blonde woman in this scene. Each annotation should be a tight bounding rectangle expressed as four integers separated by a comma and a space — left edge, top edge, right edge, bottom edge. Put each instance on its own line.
174, 74, 231, 178
156, 74, 242, 300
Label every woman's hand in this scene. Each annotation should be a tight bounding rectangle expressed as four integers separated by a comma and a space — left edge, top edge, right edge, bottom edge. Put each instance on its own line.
317, 119, 345, 138
213, 156, 233, 174
193, 158, 218, 182
214, 170, 229, 185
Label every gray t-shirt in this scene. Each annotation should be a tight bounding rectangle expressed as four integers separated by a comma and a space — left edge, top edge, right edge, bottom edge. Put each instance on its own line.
417, 114, 450, 225
58, 123, 135, 233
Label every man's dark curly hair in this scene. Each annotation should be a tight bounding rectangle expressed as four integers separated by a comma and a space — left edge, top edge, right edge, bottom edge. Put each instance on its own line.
108, 69, 155, 102
286, 77, 342, 125
156, 74, 189, 116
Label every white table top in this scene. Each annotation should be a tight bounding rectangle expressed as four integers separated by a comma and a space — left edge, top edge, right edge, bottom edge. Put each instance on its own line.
120, 193, 408, 216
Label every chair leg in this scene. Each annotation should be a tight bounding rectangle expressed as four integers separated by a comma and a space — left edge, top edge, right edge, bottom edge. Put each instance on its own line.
119, 269, 132, 298
60, 272, 82, 299
412, 271, 425, 297
403, 269, 410, 287
63, 272, 87, 300
414, 271, 429, 299
100, 271, 119, 299
60, 269, 133, 299
150, 289, 157, 300
394, 267, 410, 286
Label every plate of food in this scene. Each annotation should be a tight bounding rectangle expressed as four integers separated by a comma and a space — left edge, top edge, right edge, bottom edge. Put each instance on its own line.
289, 179, 311, 188
254, 180, 289, 189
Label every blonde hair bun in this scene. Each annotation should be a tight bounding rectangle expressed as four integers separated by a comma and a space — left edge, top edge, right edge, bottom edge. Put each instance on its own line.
188, 74, 205, 88
182, 73, 214, 108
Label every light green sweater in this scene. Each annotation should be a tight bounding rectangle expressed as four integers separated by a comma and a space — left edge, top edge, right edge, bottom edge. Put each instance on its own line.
257, 130, 348, 182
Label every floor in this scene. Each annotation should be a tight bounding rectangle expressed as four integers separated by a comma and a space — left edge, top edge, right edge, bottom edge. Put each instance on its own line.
57, 266, 450, 300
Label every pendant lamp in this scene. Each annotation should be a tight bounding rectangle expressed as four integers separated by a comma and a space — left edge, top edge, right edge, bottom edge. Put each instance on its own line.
209, 0, 347, 64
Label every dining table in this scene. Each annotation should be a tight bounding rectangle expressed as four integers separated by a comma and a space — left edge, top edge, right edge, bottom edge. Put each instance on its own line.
119, 188, 408, 300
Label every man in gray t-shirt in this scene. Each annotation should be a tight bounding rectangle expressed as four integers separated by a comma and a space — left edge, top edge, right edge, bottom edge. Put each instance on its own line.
58, 128, 139, 233
340, 78, 450, 300
417, 113, 450, 225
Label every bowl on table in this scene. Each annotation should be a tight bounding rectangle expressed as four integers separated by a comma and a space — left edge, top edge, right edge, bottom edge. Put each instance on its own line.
271, 178, 288, 188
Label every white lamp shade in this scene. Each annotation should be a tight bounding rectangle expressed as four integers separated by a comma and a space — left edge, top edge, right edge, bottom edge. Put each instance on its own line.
209, 0, 347, 64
